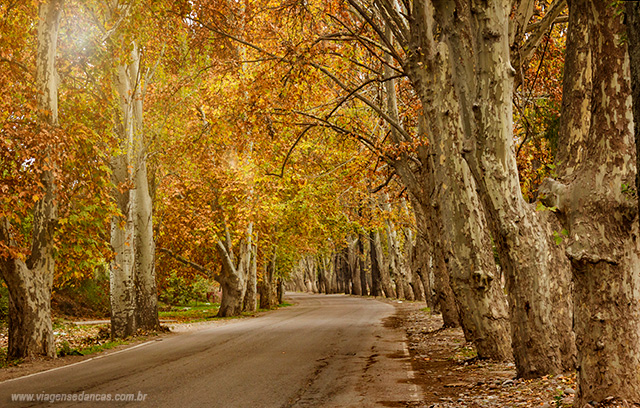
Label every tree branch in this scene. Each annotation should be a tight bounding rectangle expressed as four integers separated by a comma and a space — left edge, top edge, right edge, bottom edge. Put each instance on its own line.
157, 247, 215, 277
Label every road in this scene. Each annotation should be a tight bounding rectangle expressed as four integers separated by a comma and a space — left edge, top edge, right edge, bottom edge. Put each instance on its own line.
0, 293, 421, 407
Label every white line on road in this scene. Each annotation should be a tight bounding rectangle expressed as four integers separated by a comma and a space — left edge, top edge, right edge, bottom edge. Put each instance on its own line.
402, 338, 422, 401
0, 340, 157, 386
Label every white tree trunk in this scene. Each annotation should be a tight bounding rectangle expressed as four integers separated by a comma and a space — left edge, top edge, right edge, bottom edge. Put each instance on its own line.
110, 42, 159, 337
242, 243, 258, 312
216, 224, 252, 317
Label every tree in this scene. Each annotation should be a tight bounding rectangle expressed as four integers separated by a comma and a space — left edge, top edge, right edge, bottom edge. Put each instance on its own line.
541, 0, 640, 403
627, 0, 640, 230
350, 0, 575, 375
0, 0, 63, 359
102, 0, 160, 338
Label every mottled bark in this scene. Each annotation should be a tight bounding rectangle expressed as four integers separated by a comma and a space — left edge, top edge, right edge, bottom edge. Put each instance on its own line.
402, 218, 425, 302
400, 114, 510, 358
383, 217, 411, 300
408, 194, 461, 327
410, 0, 576, 374
431, 236, 460, 329
216, 224, 252, 317
134, 157, 159, 331
0, 0, 62, 359
375, 5, 509, 357
411, 230, 434, 308
242, 243, 257, 312
277, 279, 284, 305
347, 237, 363, 295
259, 247, 278, 309
358, 234, 369, 296
370, 229, 394, 297
541, 0, 640, 403
627, 1, 640, 229
110, 42, 159, 337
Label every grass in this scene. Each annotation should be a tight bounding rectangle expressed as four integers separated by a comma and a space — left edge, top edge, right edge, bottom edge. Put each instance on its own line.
57, 338, 130, 357
0, 348, 22, 368
420, 306, 432, 313
73, 339, 130, 356
158, 302, 220, 321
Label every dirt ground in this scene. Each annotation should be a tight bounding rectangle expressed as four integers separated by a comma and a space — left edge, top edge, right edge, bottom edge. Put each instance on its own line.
394, 301, 578, 408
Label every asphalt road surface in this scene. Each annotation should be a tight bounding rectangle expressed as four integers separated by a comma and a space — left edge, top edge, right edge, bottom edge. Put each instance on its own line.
0, 293, 421, 407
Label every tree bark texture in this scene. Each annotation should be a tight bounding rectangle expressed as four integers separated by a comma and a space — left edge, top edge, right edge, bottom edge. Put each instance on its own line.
374, 5, 510, 358
396, 0, 576, 375
347, 237, 363, 295
259, 246, 278, 309
216, 225, 253, 317
411, 195, 461, 329
627, 1, 640, 230
358, 234, 369, 296
541, 0, 640, 403
110, 42, 159, 338
242, 243, 257, 312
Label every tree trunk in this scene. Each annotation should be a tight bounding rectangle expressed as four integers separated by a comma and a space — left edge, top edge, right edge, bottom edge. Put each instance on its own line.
540, 0, 640, 403
0, 0, 62, 360
628, 1, 640, 232
277, 279, 284, 305
110, 42, 162, 338
218, 275, 245, 317
242, 243, 257, 312
431, 239, 460, 328
399, 0, 574, 374
403, 221, 425, 302
374, 229, 394, 298
259, 247, 278, 309
134, 157, 159, 330
358, 234, 369, 296
1, 250, 56, 360
383, 221, 405, 300
369, 230, 384, 297
412, 198, 459, 328
215, 224, 251, 317
411, 232, 434, 309
378, 11, 509, 358
381, 196, 414, 300
348, 237, 362, 295
404, 142, 510, 359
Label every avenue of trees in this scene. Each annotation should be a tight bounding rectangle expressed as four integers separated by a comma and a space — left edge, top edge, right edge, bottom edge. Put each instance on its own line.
2, 0, 640, 405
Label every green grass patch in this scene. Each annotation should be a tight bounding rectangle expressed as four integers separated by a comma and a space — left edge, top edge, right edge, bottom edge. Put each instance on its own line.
277, 302, 293, 308
420, 307, 432, 313
0, 348, 23, 368
159, 302, 220, 321
76, 339, 129, 356
57, 337, 134, 357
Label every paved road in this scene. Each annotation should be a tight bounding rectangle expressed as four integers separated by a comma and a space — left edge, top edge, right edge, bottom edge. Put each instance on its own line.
0, 293, 421, 407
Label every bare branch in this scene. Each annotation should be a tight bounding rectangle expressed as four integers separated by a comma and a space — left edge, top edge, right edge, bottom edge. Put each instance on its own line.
157, 247, 215, 277
309, 61, 412, 141
374, 0, 410, 48
347, 0, 402, 63
526, 16, 568, 33
370, 170, 396, 193
513, 0, 567, 87
0, 58, 31, 76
